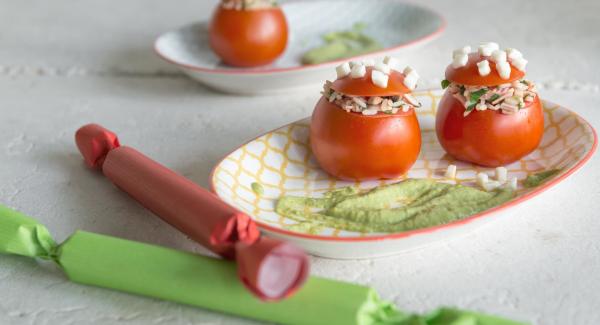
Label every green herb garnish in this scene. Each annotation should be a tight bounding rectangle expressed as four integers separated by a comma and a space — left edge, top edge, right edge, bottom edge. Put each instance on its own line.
489, 94, 501, 102
466, 89, 488, 108
441, 79, 451, 89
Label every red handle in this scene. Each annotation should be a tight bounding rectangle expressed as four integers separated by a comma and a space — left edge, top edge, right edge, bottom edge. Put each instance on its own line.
75, 124, 309, 301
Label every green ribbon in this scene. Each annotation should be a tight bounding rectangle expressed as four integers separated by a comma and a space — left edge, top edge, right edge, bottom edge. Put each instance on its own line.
0, 204, 527, 325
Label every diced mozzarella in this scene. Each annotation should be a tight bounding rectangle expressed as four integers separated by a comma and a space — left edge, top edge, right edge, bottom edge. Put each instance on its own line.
452, 54, 469, 68
383, 56, 400, 70
351, 64, 366, 78
405, 69, 420, 80
477, 60, 491, 76
453, 46, 472, 58
506, 48, 523, 60
476, 102, 487, 111
374, 62, 391, 75
495, 167, 508, 183
496, 61, 511, 79
481, 42, 500, 51
403, 73, 418, 90
445, 164, 457, 179
336, 62, 351, 79
403, 66, 414, 75
476, 172, 489, 187
482, 180, 501, 192
512, 57, 528, 72
491, 50, 507, 63
371, 70, 389, 88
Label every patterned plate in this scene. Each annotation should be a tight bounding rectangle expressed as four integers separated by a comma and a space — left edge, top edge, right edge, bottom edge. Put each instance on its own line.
154, 0, 445, 95
210, 90, 597, 258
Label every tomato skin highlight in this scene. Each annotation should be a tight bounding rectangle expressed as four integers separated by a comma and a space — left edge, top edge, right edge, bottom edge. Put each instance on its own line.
435, 91, 544, 167
310, 98, 421, 181
209, 6, 288, 67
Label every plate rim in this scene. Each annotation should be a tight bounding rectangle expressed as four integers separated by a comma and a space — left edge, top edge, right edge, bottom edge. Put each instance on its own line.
209, 98, 598, 242
153, 0, 447, 76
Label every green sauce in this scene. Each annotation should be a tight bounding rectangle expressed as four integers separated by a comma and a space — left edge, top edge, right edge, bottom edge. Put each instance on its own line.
251, 182, 264, 196
276, 179, 515, 234
301, 23, 383, 65
523, 169, 561, 188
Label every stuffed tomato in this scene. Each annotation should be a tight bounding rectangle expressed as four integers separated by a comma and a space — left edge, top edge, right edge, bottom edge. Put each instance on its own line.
436, 43, 543, 167
209, 0, 288, 67
311, 58, 422, 180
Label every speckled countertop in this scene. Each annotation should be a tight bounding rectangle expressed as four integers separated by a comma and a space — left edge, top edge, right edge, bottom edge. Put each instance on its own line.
1, 1, 599, 324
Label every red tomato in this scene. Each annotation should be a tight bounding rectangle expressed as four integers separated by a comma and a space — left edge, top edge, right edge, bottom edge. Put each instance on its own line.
311, 98, 421, 181
209, 6, 288, 67
436, 52, 544, 167
436, 93, 544, 167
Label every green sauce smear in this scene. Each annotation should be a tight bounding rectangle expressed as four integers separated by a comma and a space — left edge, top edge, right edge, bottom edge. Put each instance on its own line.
523, 169, 562, 188
251, 182, 264, 196
301, 22, 383, 65
276, 179, 515, 234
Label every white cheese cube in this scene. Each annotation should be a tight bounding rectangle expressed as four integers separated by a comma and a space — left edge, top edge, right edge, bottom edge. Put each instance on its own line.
477, 60, 491, 76
482, 180, 501, 192
351, 64, 367, 78
336, 62, 351, 79
374, 62, 391, 75
452, 54, 469, 68
512, 57, 528, 72
403, 66, 414, 75
479, 45, 493, 57
495, 167, 508, 183
371, 70, 389, 88
506, 48, 523, 60
405, 69, 420, 80
383, 56, 400, 70
476, 172, 489, 187
491, 50, 507, 63
481, 42, 500, 51
453, 45, 472, 58
403, 73, 418, 90
349, 61, 362, 68
496, 61, 511, 79
445, 164, 457, 179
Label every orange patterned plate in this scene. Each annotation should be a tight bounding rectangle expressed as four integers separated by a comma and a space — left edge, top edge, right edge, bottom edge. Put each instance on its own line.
210, 90, 597, 258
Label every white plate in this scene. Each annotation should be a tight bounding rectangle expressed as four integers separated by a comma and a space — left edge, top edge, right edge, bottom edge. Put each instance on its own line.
210, 90, 597, 259
154, 0, 445, 95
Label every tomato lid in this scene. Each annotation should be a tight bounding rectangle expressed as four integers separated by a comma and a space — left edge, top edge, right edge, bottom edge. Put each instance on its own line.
445, 53, 525, 86
331, 67, 411, 97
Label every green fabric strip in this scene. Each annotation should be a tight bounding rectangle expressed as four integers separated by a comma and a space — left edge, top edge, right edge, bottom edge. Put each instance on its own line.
0, 205, 56, 259
0, 204, 527, 325
58, 231, 382, 325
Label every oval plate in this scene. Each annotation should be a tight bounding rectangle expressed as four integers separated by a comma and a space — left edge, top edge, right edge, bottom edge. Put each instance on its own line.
154, 0, 445, 95
210, 90, 597, 259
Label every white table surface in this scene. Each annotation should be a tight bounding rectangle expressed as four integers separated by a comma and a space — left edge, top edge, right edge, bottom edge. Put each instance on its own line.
1, 1, 599, 324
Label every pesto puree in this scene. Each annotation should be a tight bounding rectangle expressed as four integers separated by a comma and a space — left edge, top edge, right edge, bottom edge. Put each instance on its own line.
301, 23, 383, 65
276, 179, 515, 234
